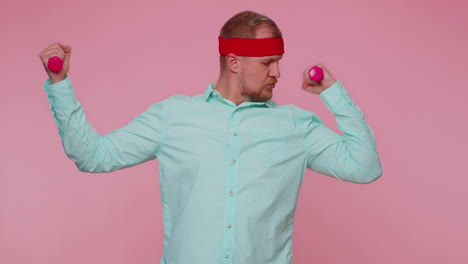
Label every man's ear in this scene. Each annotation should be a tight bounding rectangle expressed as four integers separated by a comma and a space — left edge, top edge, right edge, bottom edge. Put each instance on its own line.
226, 53, 240, 73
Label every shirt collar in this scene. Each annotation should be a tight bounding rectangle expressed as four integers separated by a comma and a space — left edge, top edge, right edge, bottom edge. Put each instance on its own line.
201, 84, 272, 108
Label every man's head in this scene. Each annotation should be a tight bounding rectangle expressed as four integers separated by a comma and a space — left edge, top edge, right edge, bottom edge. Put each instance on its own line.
218, 10, 283, 102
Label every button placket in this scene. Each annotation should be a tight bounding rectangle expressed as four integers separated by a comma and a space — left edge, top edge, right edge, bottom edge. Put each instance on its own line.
220, 109, 241, 264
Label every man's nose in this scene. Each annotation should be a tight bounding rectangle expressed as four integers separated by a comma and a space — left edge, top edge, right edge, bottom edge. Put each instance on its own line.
270, 63, 281, 78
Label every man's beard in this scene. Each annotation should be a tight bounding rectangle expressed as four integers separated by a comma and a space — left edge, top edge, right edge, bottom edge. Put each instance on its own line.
242, 85, 272, 102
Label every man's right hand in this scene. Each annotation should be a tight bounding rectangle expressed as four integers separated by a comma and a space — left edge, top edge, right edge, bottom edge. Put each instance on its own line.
39, 42, 72, 84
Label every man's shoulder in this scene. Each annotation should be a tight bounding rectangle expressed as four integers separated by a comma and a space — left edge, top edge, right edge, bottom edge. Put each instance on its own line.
149, 93, 207, 110
269, 100, 322, 119
268, 100, 304, 111
162, 93, 199, 103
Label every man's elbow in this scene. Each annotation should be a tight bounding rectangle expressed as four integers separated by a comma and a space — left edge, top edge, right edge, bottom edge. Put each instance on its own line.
75, 162, 111, 173
76, 163, 97, 173
356, 167, 382, 184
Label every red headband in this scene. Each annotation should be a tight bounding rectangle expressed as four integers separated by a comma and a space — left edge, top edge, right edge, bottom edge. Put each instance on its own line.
218, 37, 284, 57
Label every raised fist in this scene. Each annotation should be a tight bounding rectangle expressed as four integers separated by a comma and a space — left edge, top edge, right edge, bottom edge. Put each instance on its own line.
39, 42, 72, 84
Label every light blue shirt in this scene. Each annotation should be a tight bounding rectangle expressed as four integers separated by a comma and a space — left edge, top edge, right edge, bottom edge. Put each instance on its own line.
43, 76, 382, 264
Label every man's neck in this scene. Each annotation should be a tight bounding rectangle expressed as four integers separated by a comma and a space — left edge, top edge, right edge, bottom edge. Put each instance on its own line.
214, 74, 249, 106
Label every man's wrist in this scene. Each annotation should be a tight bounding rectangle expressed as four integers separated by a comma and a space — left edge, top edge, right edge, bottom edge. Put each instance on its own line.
51, 78, 64, 85
49, 75, 67, 85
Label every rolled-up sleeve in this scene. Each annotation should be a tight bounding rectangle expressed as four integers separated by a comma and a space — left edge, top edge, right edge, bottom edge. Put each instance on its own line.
42, 76, 167, 173
301, 80, 382, 184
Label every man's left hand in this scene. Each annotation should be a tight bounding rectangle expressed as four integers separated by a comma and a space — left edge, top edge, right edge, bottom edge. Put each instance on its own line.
302, 64, 337, 94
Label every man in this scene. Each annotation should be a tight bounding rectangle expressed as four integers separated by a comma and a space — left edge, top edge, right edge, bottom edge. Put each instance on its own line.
39, 10, 382, 264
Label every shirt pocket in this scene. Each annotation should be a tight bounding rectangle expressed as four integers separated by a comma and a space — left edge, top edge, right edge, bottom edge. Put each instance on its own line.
247, 128, 289, 163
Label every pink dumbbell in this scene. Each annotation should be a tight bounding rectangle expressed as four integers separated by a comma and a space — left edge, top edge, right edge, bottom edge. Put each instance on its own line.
47, 56, 63, 72
308, 66, 324, 82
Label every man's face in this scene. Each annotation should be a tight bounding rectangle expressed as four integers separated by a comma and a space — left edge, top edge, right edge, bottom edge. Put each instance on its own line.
238, 54, 282, 102
237, 26, 283, 102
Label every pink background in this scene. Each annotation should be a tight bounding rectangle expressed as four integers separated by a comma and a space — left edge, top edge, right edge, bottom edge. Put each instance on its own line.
2, 0, 468, 263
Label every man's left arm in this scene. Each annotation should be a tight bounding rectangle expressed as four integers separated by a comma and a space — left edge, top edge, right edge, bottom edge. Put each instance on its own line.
301, 65, 383, 184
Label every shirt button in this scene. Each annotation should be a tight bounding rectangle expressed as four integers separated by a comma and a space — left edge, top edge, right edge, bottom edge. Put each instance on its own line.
229, 191, 234, 196
233, 132, 237, 136
227, 224, 232, 228
231, 159, 236, 164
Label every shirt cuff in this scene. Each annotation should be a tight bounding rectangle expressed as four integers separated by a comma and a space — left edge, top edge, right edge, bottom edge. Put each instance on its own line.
319, 80, 358, 115
42, 75, 77, 108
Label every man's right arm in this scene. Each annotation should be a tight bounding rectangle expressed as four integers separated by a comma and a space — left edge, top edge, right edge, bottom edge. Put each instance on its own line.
43, 76, 167, 173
